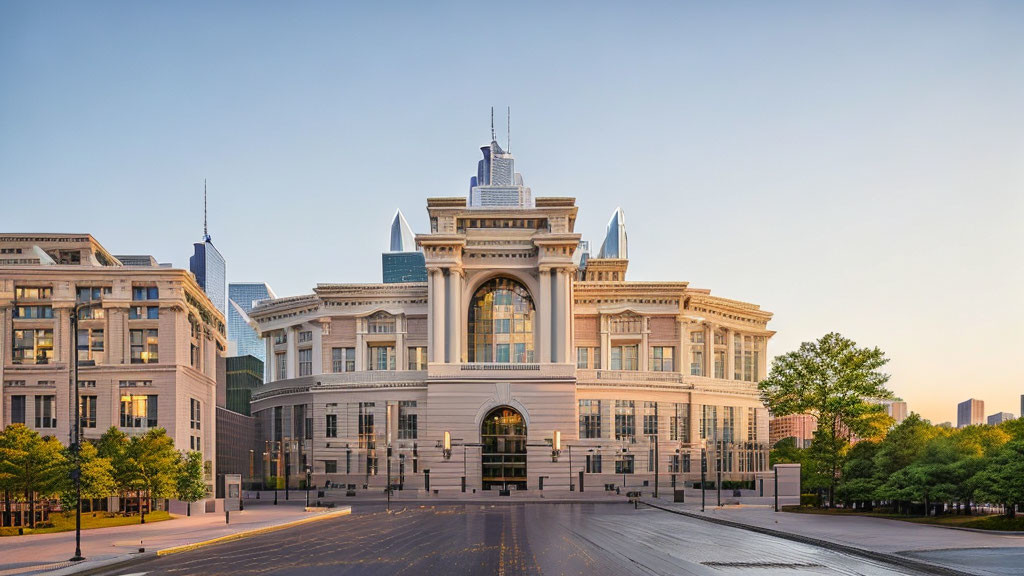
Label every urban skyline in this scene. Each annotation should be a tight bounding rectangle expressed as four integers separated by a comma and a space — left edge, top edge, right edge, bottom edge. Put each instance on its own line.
2, 2, 1021, 426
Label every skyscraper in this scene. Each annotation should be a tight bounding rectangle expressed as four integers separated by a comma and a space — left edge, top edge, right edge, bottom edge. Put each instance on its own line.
957, 398, 985, 428
382, 209, 427, 283
228, 282, 276, 361
987, 412, 1014, 425
468, 108, 532, 208
189, 181, 226, 315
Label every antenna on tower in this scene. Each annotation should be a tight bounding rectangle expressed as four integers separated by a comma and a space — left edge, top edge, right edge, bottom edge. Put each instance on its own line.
203, 179, 208, 240
507, 106, 510, 152
490, 106, 495, 142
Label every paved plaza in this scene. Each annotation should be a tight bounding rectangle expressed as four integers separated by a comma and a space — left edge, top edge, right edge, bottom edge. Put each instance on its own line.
96, 503, 929, 576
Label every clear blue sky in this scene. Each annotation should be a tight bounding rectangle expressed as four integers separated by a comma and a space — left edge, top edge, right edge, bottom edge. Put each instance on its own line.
2, 1, 1022, 424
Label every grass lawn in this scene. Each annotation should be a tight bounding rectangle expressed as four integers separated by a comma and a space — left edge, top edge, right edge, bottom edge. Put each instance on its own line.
0, 510, 173, 536
782, 506, 1024, 531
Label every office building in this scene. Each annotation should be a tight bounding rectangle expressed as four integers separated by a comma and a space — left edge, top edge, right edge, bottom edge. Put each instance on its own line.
227, 282, 276, 362
0, 233, 225, 496
769, 413, 817, 448
987, 412, 1014, 426
382, 210, 427, 283
189, 183, 226, 316
224, 355, 263, 416
957, 398, 985, 428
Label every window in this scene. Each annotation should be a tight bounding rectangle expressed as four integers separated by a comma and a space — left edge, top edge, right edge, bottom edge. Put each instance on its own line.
332, 348, 355, 372
610, 345, 638, 371
132, 286, 159, 300
190, 398, 201, 430
121, 395, 158, 428
80, 395, 97, 429
298, 349, 313, 376
586, 454, 602, 473
13, 305, 53, 319
367, 312, 396, 334
34, 395, 56, 428
642, 402, 658, 436
358, 403, 376, 475
468, 277, 535, 363
670, 403, 690, 443
579, 400, 602, 439
576, 347, 589, 369
274, 332, 288, 345
700, 405, 718, 440
722, 406, 735, 443
326, 414, 338, 438
747, 407, 758, 442
325, 460, 338, 474
615, 454, 634, 474
398, 401, 418, 439
649, 347, 674, 372
148, 306, 159, 320
615, 400, 635, 442
407, 347, 427, 370
669, 454, 681, 473
12, 329, 53, 365
369, 345, 395, 370
298, 330, 312, 343
15, 287, 52, 299
76, 286, 110, 303
733, 334, 764, 382
714, 350, 726, 379
130, 329, 158, 363
77, 329, 104, 364
11, 395, 26, 424
276, 353, 287, 380
690, 343, 704, 376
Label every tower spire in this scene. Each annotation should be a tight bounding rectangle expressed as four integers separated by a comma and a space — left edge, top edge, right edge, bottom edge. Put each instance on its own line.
203, 179, 208, 241
490, 106, 495, 141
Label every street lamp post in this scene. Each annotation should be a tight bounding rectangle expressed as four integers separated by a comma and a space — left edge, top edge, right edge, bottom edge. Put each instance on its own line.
651, 435, 659, 499
700, 439, 707, 513
69, 305, 84, 562
305, 465, 312, 508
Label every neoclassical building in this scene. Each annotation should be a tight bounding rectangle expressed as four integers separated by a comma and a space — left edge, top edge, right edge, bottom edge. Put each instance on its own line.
249, 139, 774, 494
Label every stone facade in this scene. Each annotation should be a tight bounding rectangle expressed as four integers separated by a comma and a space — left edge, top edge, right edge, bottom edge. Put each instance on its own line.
0, 234, 225, 494
250, 194, 775, 494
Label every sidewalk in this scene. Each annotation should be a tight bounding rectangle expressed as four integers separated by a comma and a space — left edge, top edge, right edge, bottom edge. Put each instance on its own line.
643, 497, 1024, 576
252, 487, 630, 505
0, 502, 350, 576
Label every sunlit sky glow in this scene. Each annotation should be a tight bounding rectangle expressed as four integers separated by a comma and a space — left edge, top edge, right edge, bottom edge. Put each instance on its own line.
2, 1, 1022, 424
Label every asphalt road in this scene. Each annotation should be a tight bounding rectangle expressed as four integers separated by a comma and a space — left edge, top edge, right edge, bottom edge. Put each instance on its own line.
100, 503, 931, 575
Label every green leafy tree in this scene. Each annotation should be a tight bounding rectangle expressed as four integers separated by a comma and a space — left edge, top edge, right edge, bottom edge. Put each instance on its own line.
836, 440, 880, 508
96, 427, 133, 513
0, 425, 65, 527
57, 441, 116, 512
758, 332, 892, 506
128, 428, 179, 523
175, 451, 207, 516
972, 440, 1024, 518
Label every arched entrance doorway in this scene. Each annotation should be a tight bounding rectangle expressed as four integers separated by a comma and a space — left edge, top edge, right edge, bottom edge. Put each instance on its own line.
481, 406, 527, 490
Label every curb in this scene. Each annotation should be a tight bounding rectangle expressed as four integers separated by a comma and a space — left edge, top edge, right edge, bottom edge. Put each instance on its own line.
639, 499, 977, 576
156, 508, 351, 556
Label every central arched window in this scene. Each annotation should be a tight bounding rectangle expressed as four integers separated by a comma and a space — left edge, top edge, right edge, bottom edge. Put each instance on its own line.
468, 277, 535, 363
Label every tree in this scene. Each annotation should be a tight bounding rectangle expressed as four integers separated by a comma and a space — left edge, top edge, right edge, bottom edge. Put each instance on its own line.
0, 425, 65, 527
176, 451, 207, 516
972, 440, 1024, 518
837, 441, 880, 508
96, 427, 133, 514
758, 332, 892, 506
128, 428, 179, 523
57, 441, 116, 512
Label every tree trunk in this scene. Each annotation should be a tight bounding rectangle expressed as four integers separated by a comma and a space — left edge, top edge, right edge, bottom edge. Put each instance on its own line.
28, 490, 35, 529
3, 490, 9, 528
140, 491, 146, 524
187, 501, 191, 517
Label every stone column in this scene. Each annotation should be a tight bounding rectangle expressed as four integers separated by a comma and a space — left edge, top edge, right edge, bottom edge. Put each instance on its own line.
552, 269, 564, 363
538, 270, 551, 363
640, 318, 649, 372
430, 269, 446, 363
704, 323, 714, 378
726, 328, 735, 381
446, 270, 462, 364
396, 315, 406, 371
678, 321, 687, 375
600, 315, 611, 370
286, 326, 297, 379
355, 318, 364, 372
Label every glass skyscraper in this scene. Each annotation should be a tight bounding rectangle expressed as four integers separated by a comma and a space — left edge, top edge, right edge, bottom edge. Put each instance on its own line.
228, 282, 276, 362
190, 237, 226, 316
382, 210, 427, 283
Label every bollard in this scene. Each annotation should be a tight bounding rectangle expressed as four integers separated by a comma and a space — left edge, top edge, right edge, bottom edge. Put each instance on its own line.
225, 509, 230, 525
